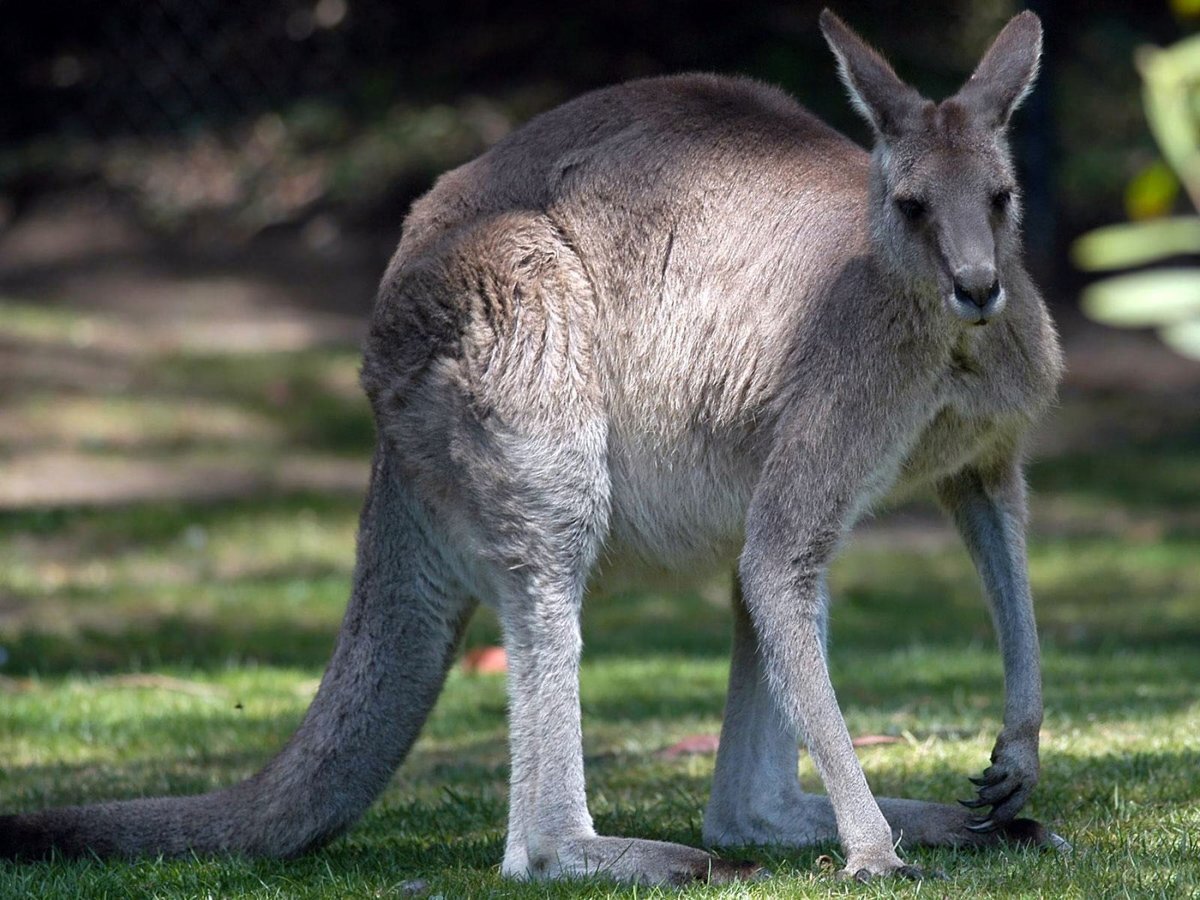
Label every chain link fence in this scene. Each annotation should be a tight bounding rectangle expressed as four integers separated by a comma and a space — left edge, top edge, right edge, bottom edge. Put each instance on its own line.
4, 0, 413, 141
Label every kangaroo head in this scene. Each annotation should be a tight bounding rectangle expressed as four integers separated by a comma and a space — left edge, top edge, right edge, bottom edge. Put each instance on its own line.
820, 9, 1042, 325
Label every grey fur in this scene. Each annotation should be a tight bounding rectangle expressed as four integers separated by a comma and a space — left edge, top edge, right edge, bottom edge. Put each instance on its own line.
1, 9, 1063, 884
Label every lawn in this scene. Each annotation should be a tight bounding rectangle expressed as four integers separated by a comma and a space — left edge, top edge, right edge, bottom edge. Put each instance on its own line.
1, 297, 1199, 898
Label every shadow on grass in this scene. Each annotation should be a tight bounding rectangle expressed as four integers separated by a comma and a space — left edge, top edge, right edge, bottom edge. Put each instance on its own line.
1027, 395, 1200, 514
1032, 448, 1200, 513
8, 747, 1197, 889
153, 350, 377, 456
4, 530, 1200, 728
0, 490, 363, 545
2, 614, 340, 676
0, 730, 512, 809
0, 335, 377, 460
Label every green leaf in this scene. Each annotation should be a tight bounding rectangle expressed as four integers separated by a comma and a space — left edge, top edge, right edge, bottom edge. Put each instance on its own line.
1072, 217, 1200, 270
1161, 318, 1200, 359
1081, 269, 1200, 325
1137, 36, 1200, 206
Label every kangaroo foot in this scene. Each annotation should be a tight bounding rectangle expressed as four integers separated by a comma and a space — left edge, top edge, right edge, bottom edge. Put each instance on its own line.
978, 816, 1072, 852
837, 848, 934, 882
511, 834, 765, 886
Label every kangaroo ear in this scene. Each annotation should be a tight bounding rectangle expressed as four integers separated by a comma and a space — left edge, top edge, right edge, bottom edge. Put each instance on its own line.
819, 9, 924, 139
954, 11, 1042, 129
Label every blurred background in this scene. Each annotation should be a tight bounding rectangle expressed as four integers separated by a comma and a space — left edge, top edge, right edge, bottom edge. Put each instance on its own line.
0, 0, 1197, 664
3, 7, 1200, 893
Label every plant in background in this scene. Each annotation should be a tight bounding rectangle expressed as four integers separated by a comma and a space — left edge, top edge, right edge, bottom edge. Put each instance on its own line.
1073, 26, 1200, 359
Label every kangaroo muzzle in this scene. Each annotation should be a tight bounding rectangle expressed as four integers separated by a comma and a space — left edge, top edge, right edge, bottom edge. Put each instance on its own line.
950, 268, 1005, 324
947, 253, 1005, 324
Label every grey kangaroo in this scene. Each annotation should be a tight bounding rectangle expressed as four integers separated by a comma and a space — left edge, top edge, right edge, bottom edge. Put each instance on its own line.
1, 10, 1065, 883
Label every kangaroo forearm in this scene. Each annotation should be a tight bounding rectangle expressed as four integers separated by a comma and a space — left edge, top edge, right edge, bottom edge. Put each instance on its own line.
936, 463, 1042, 826
985, 519, 1042, 736
939, 467, 1042, 731
981, 508, 1042, 739
997, 593, 1043, 738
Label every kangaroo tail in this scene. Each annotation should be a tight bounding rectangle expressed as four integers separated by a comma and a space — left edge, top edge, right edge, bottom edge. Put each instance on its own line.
0, 444, 472, 860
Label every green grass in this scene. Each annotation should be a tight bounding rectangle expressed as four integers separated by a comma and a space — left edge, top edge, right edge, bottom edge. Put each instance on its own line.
1, 299, 1199, 897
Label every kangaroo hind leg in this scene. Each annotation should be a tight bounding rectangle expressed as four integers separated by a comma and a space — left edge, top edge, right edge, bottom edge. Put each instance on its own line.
462, 420, 756, 886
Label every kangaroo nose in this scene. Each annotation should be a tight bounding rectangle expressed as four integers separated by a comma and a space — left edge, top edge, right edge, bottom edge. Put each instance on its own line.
953, 272, 1001, 309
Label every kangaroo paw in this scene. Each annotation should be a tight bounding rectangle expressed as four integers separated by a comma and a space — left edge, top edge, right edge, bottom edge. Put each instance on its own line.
964, 735, 1040, 826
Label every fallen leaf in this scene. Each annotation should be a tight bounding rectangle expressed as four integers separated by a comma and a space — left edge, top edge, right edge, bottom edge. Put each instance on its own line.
658, 734, 720, 758
462, 646, 507, 675
851, 734, 903, 747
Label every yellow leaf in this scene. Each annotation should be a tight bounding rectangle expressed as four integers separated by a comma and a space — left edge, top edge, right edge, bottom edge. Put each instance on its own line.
1170, 0, 1200, 19
1125, 161, 1179, 220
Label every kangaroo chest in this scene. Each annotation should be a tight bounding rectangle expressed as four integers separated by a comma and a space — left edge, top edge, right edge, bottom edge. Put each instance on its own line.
888, 331, 1047, 499
598, 306, 1053, 584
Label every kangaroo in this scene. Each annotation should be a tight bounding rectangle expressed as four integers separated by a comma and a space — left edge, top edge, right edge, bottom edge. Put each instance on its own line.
1, 9, 1065, 884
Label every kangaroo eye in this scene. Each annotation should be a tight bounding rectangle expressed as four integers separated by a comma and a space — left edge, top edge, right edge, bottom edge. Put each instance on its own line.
895, 197, 926, 222
992, 189, 1012, 212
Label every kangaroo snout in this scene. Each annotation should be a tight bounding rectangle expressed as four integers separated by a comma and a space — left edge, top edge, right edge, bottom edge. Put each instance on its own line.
950, 267, 1005, 323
